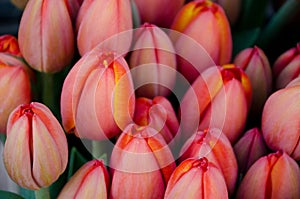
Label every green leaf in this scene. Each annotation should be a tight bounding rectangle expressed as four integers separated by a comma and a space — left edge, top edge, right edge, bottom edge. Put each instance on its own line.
237, 0, 268, 30
0, 133, 6, 144
232, 28, 261, 56
0, 190, 25, 199
67, 147, 88, 180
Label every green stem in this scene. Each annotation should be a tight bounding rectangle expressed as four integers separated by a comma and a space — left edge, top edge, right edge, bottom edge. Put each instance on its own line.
35, 187, 50, 199
0, 133, 6, 144
256, 0, 300, 48
41, 73, 56, 113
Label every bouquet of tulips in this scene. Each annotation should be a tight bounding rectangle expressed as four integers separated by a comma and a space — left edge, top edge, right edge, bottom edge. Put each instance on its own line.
0, 0, 300, 198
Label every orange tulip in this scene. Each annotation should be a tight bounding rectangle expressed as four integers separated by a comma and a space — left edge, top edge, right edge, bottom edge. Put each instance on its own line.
0, 35, 22, 57
61, 50, 135, 140
236, 151, 300, 199
170, 0, 232, 83
110, 124, 176, 199
58, 159, 110, 199
3, 102, 68, 190
18, 0, 74, 73
164, 157, 228, 199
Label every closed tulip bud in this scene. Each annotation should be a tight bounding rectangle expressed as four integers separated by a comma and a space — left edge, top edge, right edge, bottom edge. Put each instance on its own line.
61, 50, 135, 140
236, 151, 300, 199
0, 35, 22, 57
180, 65, 252, 143
273, 43, 300, 89
58, 159, 110, 199
262, 86, 300, 160
110, 124, 176, 199
234, 46, 272, 116
76, 0, 132, 56
164, 157, 228, 199
234, 128, 269, 173
0, 57, 31, 133
133, 96, 179, 144
170, 0, 232, 83
129, 23, 177, 98
3, 102, 68, 190
133, 0, 184, 28
18, 0, 74, 73
179, 128, 238, 195
212, 0, 241, 25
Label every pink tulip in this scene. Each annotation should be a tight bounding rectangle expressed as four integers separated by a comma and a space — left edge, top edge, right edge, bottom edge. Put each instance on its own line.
286, 76, 300, 88
61, 50, 135, 140
236, 151, 300, 199
76, 0, 132, 56
234, 46, 272, 115
170, 0, 232, 83
110, 124, 176, 199
179, 128, 238, 195
18, 0, 74, 73
0, 35, 22, 57
0, 56, 31, 133
133, 96, 179, 144
273, 43, 300, 89
164, 157, 228, 199
58, 159, 110, 199
234, 128, 269, 173
64, 0, 84, 23
129, 23, 177, 98
3, 102, 68, 190
133, 0, 185, 28
262, 86, 300, 160
180, 65, 252, 143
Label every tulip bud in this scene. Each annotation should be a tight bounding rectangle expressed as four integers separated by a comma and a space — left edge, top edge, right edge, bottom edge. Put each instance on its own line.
129, 23, 177, 98
0, 56, 31, 133
262, 86, 300, 160
234, 128, 269, 173
110, 124, 176, 199
18, 0, 74, 73
212, 0, 241, 25
3, 102, 68, 190
133, 96, 179, 144
170, 0, 232, 83
61, 50, 135, 140
133, 0, 184, 28
58, 159, 110, 199
236, 151, 300, 199
164, 157, 228, 199
234, 46, 272, 116
179, 128, 237, 195
0, 35, 22, 57
64, 0, 83, 24
273, 43, 300, 89
180, 65, 252, 143
76, 0, 132, 56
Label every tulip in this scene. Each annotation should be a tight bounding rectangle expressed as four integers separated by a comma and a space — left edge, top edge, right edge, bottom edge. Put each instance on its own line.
61, 50, 135, 140
76, 0, 132, 56
129, 23, 177, 98
18, 0, 74, 73
273, 43, 300, 89
64, 0, 84, 24
57, 159, 110, 199
110, 124, 176, 199
133, 96, 179, 144
234, 128, 269, 173
212, 0, 241, 25
133, 0, 185, 28
3, 102, 68, 190
10, 0, 28, 10
286, 76, 300, 88
236, 151, 300, 199
170, 0, 232, 83
164, 157, 228, 199
234, 46, 272, 116
180, 65, 252, 143
179, 128, 238, 195
262, 86, 300, 160
0, 56, 31, 133
0, 35, 22, 57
